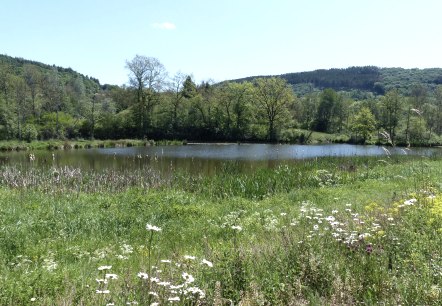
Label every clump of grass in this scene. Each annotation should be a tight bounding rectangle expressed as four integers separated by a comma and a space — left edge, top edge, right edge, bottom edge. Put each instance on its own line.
0, 165, 167, 192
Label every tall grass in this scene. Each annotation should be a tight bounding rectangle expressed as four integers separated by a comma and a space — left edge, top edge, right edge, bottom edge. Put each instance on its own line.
0, 155, 441, 304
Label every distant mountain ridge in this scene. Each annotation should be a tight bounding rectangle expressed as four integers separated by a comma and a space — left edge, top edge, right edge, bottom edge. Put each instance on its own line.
232, 66, 442, 96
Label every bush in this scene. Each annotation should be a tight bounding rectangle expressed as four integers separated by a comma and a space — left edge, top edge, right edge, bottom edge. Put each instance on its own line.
22, 124, 38, 142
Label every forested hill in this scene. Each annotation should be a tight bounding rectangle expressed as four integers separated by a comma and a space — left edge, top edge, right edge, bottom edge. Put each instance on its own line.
232, 66, 442, 96
0, 54, 101, 92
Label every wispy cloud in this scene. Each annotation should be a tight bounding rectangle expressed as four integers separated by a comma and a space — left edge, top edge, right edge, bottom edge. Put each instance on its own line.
152, 22, 176, 30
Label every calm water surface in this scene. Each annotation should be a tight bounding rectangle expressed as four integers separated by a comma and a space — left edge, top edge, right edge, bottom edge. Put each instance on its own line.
1, 143, 441, 175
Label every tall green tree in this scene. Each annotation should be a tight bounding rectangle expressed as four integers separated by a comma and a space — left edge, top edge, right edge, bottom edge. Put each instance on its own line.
166, 72, 188, 133
0, 62, 12, 105
350, 106, 377, 144
218, 81, 254, 140
41, 68, 65, 138
126, 55, 167, 138
296, 93, 318, 130
404, 85, 427, 145
314, 88, 338, 132
23, 64, 41, 118
188, 81, 219, 139
331, 93, 347, 133
182, 75, 197, 99
12, 76, 27, 139
379, 89, 403, 145
434, 85, 442, 134
421, 102, 437, 141
254, 77, 295, 142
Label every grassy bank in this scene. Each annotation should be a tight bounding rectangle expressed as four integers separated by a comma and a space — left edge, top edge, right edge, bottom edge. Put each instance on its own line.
0, 156, 441, 304
0, 139, 185, 151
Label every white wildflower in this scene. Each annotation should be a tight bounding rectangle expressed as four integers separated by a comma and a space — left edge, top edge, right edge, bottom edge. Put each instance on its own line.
359, 233, 371, 239
161, 259, 171, 263
96, 278, 108, 284
150, 277, 160, 283
201, 259, 213, 267
98, 265, 112, 271
120, 243, 133, 254
105, 273, 118, 280
43, 258, 57, 272
231, 225, 242, 231
146, 223, 162, 232
168, 296, 180, 302
96, 290, 110, 294
182, 272, 195, 283
170, 284, 184, 290
184, 255, 196, 260
404, 198, 417, 206
137, 272, 149, 279
186, 286, 206, 298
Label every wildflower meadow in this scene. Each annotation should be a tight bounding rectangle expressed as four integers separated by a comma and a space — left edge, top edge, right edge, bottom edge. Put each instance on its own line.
0, 155, 441, 304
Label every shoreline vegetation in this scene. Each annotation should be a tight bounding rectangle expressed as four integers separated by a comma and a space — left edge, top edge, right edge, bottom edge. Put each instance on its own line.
0, 155, 441, 304
1, 130, 441, 152
0, 139, 186, 151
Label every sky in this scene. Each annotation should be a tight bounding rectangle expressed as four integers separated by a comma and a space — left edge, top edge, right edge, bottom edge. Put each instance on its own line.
1, 0, 442, 86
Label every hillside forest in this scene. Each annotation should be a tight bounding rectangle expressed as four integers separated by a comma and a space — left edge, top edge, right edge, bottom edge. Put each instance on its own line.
2, 54, 442, 146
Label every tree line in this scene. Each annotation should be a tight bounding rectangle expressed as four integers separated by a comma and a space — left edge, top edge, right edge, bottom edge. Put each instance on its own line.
1, 54, 442, 145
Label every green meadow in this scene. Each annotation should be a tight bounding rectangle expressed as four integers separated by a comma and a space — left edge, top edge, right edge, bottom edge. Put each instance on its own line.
0, 155, 441, 305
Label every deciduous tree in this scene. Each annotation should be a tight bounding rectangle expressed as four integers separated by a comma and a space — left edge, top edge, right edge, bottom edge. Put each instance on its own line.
254, 77, 295, 142
379, 89, 403, 145
350, 106, 376, 143
126, 55, 167, 137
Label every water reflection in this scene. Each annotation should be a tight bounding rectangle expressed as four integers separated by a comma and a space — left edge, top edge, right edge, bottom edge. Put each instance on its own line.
1, 143, 441, 175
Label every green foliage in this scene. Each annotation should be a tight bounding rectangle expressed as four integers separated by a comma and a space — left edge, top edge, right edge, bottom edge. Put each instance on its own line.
3, 53, 442, 145
22, 123, 38, 142
350, 107, 377, 143
254, 77, 296, 142
39, 112, 80, 139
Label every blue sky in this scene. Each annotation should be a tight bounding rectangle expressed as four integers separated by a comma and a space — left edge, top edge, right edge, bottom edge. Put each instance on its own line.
1, 0, 441, 85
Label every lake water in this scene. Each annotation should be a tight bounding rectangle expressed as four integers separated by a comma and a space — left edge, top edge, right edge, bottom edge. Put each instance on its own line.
1, 143, 441, 175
